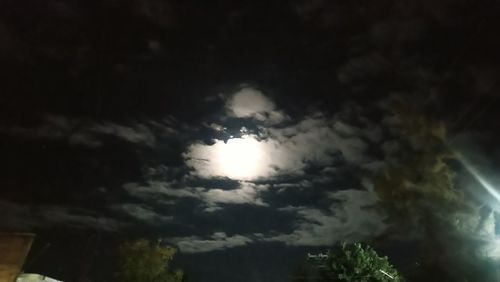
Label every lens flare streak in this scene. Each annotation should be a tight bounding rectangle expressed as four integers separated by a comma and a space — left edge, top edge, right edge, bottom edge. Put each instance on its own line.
458, 155, 500, 203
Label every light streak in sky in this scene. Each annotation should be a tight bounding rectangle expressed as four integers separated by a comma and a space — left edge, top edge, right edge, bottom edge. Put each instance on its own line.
379, 269, 395, 279
457, 154, 500, 204
456, 153, 500, 259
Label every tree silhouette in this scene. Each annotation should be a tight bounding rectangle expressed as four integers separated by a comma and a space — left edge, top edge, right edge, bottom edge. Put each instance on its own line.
294, 243, 403, 282
114, 239, 184, 282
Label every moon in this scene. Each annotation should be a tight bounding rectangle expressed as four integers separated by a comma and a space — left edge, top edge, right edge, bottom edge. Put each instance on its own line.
216, 136, 265, 180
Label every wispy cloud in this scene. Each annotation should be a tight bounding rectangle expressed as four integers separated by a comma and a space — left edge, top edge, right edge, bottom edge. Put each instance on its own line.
123, 181, 270, 212
263, 184, 386, 246
166, 183, 386, 251
110, 204, 173, 225
0, 200, 126, 232
41, 207, 126, 231
1, 115, 178, 148
169, 232, 253, 253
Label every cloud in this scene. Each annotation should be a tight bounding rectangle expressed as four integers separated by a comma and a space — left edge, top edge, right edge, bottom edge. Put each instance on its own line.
201, 182, 269, 207
185, 110, 380, 180
0, 200, 125, 232
87, 122, 156, 146
123, 181, 269, 211
40, 207, 126, 231
168, 182, 386, 250
169, 232, 253, 253
1, 115, 169, 148
266, 115, 372, 165
263, 185, 386, 246
110, 204, 173, 225
225, 87, 288, 125
124, 181, 198, 199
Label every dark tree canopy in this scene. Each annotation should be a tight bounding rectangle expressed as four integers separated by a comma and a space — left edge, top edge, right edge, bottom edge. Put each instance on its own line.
321, 243, 403, 282
371, 101, 498, 281
114, 239, 184, 282
294, 243, 403, 282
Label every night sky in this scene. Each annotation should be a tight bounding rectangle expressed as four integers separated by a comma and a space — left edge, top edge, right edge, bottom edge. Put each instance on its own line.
1, 1, 500, 281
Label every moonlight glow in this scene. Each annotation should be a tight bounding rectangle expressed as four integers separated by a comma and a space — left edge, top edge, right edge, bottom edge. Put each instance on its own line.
185, 135, 272, 180
216, 136, 264, 180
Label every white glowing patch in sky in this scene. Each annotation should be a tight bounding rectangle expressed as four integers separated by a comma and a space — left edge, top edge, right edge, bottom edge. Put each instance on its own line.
226, 88, 276, 119
185, 135, 271, 180
217, 137, 263, 179
225, 87, 288, 125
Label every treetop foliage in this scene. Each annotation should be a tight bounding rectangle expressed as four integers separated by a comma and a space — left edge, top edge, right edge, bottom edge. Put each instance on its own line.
114, 239, 183, 282
321, 242, 403, 282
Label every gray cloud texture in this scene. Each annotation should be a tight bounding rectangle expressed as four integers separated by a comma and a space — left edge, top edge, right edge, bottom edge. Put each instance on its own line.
110, 204, 173, 225
225, 87, 288, 125
1, 89, 393, 253
163, 182, 386, 253
263, 181, 386, 246
170, 232, 253, 253
123, 92, 390, 252
123, 181, 270, 212
185, 101, 382, 180
1, 115, 175, 147
0, 200, 125, 231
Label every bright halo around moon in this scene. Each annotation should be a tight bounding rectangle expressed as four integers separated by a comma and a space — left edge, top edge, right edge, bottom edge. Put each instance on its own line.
185, 134, 274, 180
216, 136, 264, 180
